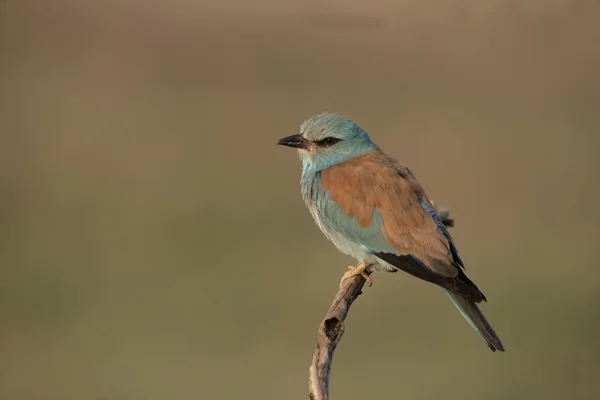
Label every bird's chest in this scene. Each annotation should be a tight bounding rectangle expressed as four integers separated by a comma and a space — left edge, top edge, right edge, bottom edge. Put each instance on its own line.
301, 173, 334, 238
301, 171, 371, 261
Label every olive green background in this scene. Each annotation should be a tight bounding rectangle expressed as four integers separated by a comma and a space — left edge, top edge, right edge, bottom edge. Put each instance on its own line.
1, 1, 599, 399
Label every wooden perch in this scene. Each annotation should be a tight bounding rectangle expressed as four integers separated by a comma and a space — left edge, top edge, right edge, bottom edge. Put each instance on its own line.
308, 207, 454, 400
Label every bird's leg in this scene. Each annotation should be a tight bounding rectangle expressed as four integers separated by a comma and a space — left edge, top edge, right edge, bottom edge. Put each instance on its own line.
340, 262, 372, 288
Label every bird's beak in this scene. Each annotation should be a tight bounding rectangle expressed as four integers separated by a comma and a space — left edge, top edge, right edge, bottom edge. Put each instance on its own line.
277, 134, 309, 149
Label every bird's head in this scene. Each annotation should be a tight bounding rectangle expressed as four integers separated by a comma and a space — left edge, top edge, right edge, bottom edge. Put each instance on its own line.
277, 113, 377, 171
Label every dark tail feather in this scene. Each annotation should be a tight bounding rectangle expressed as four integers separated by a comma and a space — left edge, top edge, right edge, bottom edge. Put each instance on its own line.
444, 290, 505, 352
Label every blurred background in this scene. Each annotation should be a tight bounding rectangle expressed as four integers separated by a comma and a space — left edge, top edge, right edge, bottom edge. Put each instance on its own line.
1, 1, 599, 399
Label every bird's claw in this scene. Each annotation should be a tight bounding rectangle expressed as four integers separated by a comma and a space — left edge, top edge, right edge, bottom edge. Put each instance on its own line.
340, 263, 372, 288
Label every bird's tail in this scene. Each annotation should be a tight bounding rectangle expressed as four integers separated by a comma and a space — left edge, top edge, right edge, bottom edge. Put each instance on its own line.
444, 289, 505, 352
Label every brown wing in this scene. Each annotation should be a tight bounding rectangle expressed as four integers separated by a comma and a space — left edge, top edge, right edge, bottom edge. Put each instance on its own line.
321, 150, 457, 277
321, 150, 485, 302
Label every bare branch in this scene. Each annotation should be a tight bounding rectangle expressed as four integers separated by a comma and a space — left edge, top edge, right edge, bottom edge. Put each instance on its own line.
308, 205, 455, 400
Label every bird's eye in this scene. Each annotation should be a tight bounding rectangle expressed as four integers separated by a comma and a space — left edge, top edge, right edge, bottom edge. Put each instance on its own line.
316, 137, 341, 147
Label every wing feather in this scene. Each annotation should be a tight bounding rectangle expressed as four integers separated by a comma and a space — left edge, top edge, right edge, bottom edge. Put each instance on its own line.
320, 151, 459, 277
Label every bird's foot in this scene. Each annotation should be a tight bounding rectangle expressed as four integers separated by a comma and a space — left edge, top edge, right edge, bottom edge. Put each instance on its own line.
340, 262, 372, 288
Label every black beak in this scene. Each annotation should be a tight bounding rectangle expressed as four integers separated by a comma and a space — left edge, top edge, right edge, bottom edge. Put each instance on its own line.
277, 134, 309, 149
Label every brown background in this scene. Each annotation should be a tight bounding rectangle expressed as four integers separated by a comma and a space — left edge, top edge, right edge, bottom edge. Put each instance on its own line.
1, 1, 599, 399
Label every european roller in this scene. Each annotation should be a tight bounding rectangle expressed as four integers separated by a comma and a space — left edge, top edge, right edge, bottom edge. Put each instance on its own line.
277, 113, 504, 352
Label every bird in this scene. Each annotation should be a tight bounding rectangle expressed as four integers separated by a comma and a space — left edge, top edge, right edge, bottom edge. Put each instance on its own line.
277, 112, 504, 352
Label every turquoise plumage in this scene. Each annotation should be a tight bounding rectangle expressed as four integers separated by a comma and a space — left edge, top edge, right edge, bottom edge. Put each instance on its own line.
277, 113, 504, 352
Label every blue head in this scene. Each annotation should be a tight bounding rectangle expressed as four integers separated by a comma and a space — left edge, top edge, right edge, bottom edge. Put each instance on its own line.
277, 113, 378, 172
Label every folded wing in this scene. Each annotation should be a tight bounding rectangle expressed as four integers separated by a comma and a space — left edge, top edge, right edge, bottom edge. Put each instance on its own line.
318, 150, 485, 302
